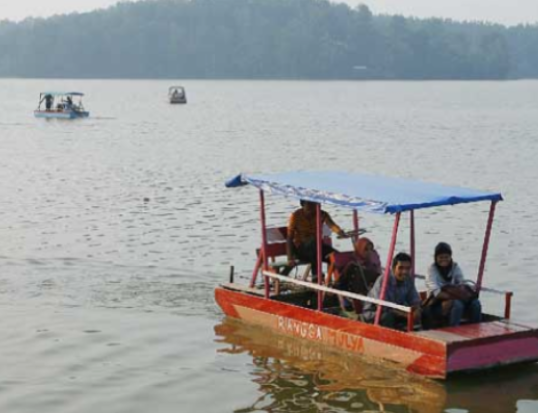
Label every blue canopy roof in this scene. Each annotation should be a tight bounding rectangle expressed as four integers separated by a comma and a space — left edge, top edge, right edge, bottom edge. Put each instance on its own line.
226, 171, 503, 214
40, 92, 84, 97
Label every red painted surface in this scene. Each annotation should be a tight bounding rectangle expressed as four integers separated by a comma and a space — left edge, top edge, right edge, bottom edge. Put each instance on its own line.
440, 321, 526, 340
448, 336, 538, 372
215, 286, 447, 378
215, 286, 538, 378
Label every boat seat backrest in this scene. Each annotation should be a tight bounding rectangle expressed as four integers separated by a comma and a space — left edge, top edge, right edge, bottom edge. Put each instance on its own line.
258, 225, 333, 260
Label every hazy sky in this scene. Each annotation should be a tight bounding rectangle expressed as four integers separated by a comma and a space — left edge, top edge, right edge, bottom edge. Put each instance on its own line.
0, 0, 537, 26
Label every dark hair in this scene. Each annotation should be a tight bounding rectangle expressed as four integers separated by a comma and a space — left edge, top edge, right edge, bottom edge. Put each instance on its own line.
300, 200, 318, 207
392, 252, 412, 269
434, 242, 452, 257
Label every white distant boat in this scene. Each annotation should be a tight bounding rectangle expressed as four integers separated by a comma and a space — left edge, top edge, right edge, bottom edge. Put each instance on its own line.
34, 92, 90, 119
168, 86, 187, 104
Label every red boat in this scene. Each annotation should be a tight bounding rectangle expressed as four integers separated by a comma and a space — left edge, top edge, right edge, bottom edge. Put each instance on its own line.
215, 171, 538, 379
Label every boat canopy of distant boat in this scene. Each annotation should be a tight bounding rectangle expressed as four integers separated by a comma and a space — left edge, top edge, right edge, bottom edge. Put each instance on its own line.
168, 86, 187, 104
34, 91, 90, 119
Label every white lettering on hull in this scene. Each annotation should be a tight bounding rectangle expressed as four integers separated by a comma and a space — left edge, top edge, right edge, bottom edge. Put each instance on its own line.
277, 316, 322, 341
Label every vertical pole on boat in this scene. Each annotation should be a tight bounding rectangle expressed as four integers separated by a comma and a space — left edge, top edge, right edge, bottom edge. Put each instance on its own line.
250, 254, 262, 288
410, 210, 415, 278
353, 210, 359, 243
316, 203, 323, 311
505, 292, 513, 319
477, 201, 497, 291
374, 212, 401, 325
259, 189, 270, 298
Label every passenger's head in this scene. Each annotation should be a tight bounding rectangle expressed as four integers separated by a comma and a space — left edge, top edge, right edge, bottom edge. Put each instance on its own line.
300, 200, 318, 217
434, 242, 453, 268
392, 252, 412, 281
354, 237, 374, 260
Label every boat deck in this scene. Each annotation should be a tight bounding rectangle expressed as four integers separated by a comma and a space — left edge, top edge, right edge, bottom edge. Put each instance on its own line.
412, 319, 538, 343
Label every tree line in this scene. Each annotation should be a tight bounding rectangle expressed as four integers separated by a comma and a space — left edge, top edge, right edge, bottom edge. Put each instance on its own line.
0, 0, 537, 79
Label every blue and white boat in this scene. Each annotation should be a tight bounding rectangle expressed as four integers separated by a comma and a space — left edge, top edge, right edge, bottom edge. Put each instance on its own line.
34, 92, 90, 119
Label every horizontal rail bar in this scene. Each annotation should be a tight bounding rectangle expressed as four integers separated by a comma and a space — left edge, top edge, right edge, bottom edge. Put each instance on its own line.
414, 274, 512, 296
262, 271, 411, 313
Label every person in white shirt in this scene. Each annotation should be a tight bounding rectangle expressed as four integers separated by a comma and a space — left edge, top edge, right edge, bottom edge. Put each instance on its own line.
425, 242, 481, 327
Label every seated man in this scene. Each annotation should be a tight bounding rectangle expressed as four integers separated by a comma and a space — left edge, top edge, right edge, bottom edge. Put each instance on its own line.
287, 200, 345, 282
424, 242, 481, 327
362, 252, 422, 330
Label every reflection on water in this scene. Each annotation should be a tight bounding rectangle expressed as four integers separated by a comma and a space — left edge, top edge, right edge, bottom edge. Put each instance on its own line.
215, 318, 446, 413
3, 79, 538, 412
215, 318, 538, 413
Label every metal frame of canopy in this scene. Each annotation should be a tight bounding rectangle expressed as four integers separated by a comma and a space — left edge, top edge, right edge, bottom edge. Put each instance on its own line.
227, 171, 504, 330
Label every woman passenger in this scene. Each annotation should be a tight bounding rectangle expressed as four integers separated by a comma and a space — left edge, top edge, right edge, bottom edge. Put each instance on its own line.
353, 237, 382, 278
425, 242, 481, 327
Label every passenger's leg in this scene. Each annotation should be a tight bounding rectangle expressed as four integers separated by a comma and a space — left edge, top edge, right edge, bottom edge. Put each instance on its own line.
422, 301, 445, 329
449, 299, 465, 326
295, 241, 317, 275
379, 312, 396, 328
467, 299, 482, 323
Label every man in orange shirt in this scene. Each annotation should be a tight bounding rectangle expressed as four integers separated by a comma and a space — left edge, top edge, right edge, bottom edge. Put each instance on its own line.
287, 200, 345, 281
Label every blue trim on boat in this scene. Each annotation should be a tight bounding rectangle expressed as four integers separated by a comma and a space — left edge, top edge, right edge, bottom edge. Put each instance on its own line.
34, 110, 90, 119
225, 171, 503, 214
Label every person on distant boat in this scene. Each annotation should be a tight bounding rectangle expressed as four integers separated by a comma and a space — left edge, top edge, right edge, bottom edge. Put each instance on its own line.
287, 200, 345, 282
362, 252, 422, 330
44, 94, 54, 111
424, 242, 481, 327
65, 96, 73, 109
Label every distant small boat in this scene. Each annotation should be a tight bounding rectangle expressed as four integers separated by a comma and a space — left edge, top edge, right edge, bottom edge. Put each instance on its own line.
168, 86, 187, 104
34, 92, 90, 119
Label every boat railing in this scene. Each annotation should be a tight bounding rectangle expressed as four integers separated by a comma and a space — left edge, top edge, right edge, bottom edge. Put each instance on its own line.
414, 273, 513, 318
262, 270, 417, 331
263, 270, 514, 330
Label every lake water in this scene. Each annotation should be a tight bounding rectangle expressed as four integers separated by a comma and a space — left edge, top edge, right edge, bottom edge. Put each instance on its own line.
1, 79, 538, 412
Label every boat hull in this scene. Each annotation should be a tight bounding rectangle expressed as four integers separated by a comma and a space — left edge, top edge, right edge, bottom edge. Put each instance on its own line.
34, 110, 90, 119
215, 285, 538, 379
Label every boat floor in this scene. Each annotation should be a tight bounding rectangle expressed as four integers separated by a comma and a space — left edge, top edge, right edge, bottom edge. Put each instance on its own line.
412, 319, 538, 344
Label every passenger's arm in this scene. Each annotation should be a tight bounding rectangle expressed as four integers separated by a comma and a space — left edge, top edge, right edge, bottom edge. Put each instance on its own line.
287, 214, 296, 265
324, 213, 345, 237
286, 236, 295, 266
426, 265, 446, 299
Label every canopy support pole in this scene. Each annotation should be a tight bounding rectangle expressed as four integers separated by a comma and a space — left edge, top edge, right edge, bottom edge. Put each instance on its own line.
259, 190, 270, 298
410, 210, 415, 278
375, 212, 401, 325
477, 201, 497, 290
353, 210, 359, 243
316, 203, 323, 311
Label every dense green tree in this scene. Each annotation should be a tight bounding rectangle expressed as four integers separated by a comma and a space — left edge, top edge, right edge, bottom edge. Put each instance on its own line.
0, 0, 535, 79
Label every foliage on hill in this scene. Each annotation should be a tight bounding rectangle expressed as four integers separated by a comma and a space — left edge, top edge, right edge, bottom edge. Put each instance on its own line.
0, 0, 536, 79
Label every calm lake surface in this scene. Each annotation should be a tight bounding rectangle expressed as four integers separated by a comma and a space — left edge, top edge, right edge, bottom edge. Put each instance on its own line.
1, 79, 538, 412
